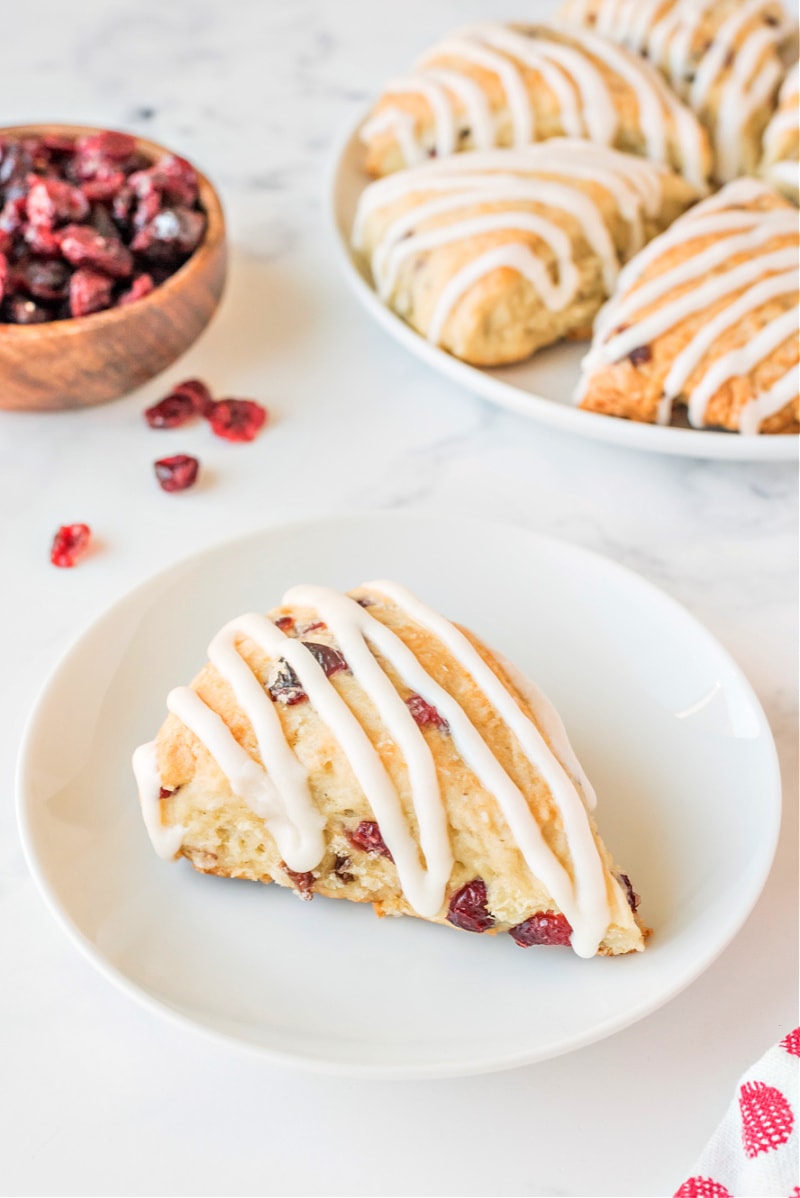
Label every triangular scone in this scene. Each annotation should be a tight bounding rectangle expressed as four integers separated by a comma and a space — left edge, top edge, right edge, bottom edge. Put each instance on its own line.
352, 140, 699, 366
360, 21, 711, 188
576, 177, 799, 434
134, 581, 647, 958
761, 63, 799, 205
556, 0, 794, 182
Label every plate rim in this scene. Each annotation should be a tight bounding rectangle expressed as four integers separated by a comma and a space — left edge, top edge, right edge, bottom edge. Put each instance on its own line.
15, 511, 783, 1077
326, 113, 800, 463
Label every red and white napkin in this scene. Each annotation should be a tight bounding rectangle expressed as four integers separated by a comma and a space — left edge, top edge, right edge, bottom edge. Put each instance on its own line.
674, 1028, 800, 1198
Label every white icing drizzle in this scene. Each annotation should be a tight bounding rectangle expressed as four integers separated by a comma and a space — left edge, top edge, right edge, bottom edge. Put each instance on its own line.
363, 20, 707, 185
740, 363, 800, 434
578, 179, 799, 429
417, 35, 533, 147
132, 741, 186, 860
686, 306, 799, 427
364, 581, 610, 959
353, 141, 682, 343
134, 582, 615, 956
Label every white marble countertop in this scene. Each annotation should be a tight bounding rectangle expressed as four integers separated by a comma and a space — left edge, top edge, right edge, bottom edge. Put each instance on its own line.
2, 1, 798, 1194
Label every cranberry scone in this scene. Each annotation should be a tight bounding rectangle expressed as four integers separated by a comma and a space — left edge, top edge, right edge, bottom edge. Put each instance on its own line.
133, 581, 647, 958
761, 62, 799, 204
556, 0, 795, 181
576, 178, 799, 433
360, 21, 711, 188
352, 140, 700, 367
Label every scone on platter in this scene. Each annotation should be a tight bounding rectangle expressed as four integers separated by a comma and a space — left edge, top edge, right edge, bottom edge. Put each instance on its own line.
556, 0, 795, 181
761, 62, 799, 204
576, 177, 799, 434
352, 140, 700, 367
360, 21, 711, 189
133, 581, 648, 958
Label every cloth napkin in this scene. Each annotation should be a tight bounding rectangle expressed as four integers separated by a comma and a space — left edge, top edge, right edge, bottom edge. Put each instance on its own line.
674, 1028, 799, 1198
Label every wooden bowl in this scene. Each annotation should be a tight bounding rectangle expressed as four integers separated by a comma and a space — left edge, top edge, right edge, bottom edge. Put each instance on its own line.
0, 124, 227, 411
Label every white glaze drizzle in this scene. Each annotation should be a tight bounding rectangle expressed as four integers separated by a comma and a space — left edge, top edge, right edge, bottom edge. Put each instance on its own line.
417, 35, 533, 147
578, 180, 799, 429
134, 582, 614, 956
364, 581, 610, 959
740, 363, 800, 434
360, 107, 424, 167
381, 77, 457, 160
132, 741, 186, 859
423, 68, 495, 150
353, 141, 680, 338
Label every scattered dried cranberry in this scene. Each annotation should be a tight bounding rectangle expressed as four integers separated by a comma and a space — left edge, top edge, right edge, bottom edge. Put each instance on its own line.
302, 620, 327, 633
406, 693, 449, 732
69, 267, 113, 317
301, 640, 348, 677
26, 176, 89, 227
144, 392, 196, 428
267, 659, 307, 705
447, 879, 495, 933
208, 399, 267, 442
333, 854, 354, 883
283, 864, 315, 898
50, 523, 91, 568
508, 912, 572, 947
171, 377, 214, 416
274, 615, 295, 633
154, 454, 199, 493
76, 130, 137, 161
627, 345, 652, 367
159, 786, 175, 799
615, 872, 640, 913
131, 205, 205, 260
346, 820, 394, 861
20, 258, 70, 302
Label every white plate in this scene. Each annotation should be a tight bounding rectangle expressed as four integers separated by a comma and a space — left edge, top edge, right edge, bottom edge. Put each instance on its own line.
17, 513, 780, 1077
329, 119, 799, 462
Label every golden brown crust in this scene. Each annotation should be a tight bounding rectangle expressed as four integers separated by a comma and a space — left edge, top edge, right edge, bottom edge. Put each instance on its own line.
578, 181, 799, 433
150, 586, 647, 955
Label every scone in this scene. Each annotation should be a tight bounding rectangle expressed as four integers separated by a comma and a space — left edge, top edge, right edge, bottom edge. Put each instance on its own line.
576, 177, 799, 433
556, 0, 795, 181
133, 581, 647, 958
761, 62, 799, 204
352, 139, 700, 367
360, 21, 711, 189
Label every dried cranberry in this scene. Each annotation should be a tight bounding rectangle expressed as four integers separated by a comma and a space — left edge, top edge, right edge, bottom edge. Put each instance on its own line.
23, 223, 62, 256
69, 267, 113, 317
333, 854, 354, 882
154, 454, 199, 492
508, 912, 572, 947
274, 615, 295, 632
355, 596, 374, 607
131, 205, 205, 259
3, 296, 50, 324
301, 640, 348, 677
282, 864, 315, 898
208, 399, 267, 442
117, 272, 154, 307
615, 872, 640, 913
159, 786, 175, 799
346, 821, 394, 861
76, 130, 137, 161
88, 202, 120, 240
20, 258, 70, 302
150, 153, 198, 205
627, 345, 652, 367
26, 176, 89, 226
406, 693, 449, 732
144, 392, 196, 429
80, 170, 126, 203
42, 134, 76, 154
171, 378, 213, 416
50, 523, 91, 568
58, 223, 133, 278
267, 659, 307, 705
131, 188, 161, 232
447, 879, 495, 933
301, 620, 327, 633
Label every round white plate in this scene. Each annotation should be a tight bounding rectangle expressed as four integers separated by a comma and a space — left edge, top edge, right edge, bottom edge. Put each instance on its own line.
329, 119, 799, 462
17, 513, 781, 1077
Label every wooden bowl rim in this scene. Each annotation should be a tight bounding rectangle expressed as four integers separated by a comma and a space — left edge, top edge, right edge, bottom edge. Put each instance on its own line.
0, 122, 225, 338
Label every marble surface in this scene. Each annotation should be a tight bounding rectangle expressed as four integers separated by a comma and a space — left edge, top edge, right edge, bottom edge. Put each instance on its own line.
2, 1, 798, 1194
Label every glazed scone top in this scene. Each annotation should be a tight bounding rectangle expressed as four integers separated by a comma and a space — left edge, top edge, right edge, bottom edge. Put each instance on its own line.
557, 0, 794, 180
577, 177, 799, 432
761, 62, 800, 198
360, 21, 711, 188
134, 581, 614, 958
353, 140, 698, 349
